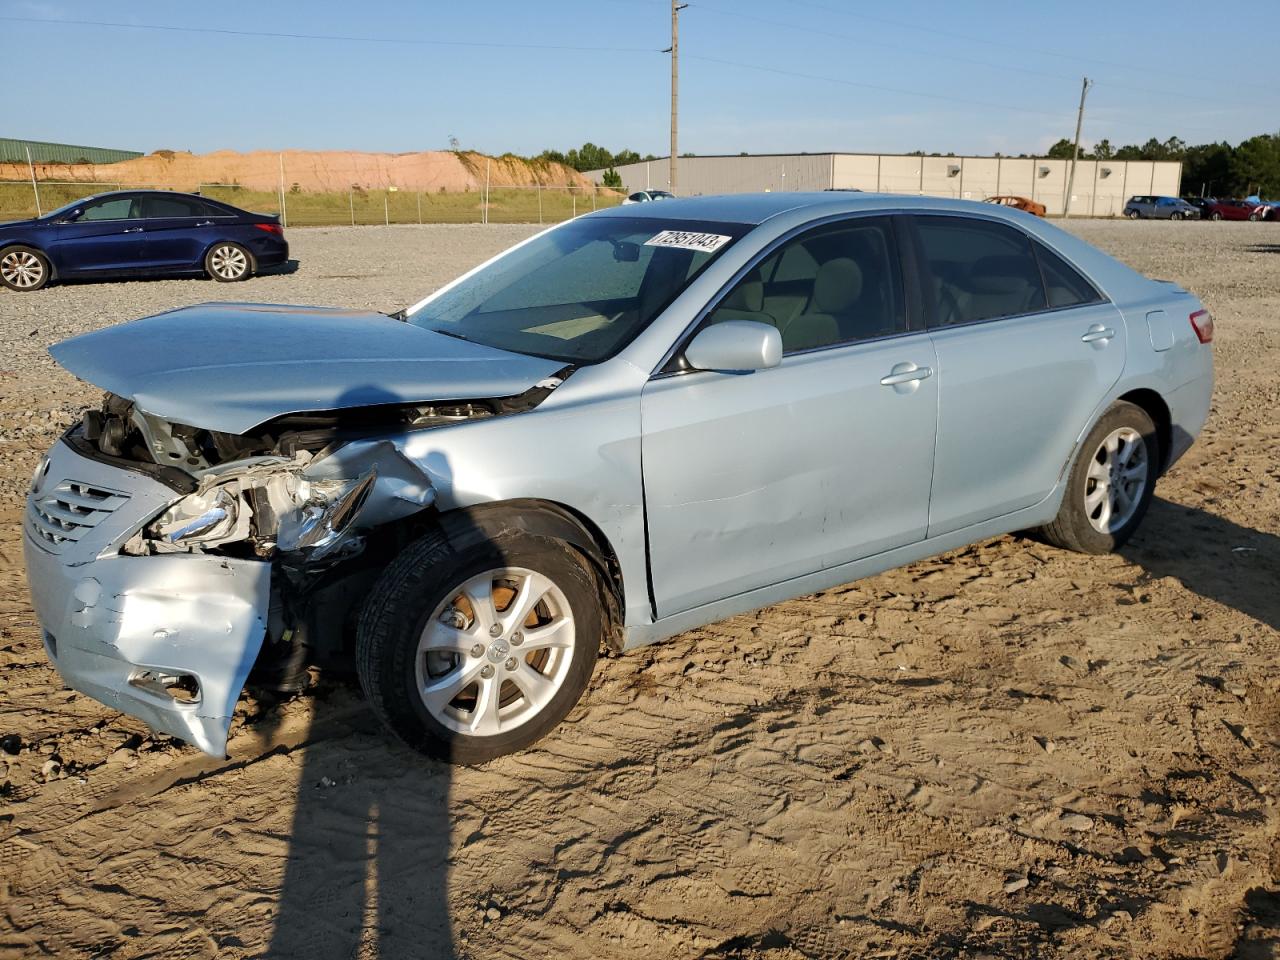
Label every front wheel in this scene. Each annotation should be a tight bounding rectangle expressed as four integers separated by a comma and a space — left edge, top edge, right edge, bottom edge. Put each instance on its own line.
1211, 212, 1223, 221
1170, 211, 1183, 221
0, 245, 50, 291
205, 242, 254, 281
357, 526, 602, 763
1248, 213, 1260, 222
1037, 401, 1159, 554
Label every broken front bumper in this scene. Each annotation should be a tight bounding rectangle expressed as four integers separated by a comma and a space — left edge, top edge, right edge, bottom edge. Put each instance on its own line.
23, 438, 270, 756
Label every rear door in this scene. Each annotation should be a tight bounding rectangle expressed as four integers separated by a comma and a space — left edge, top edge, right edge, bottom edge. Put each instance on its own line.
641, 215, 938, 616
48, 195, 145, 274
908, 213, 1126, 537
140, 195, 223, 269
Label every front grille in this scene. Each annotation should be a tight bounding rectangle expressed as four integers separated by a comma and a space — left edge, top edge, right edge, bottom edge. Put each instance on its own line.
26, 480, 130, 552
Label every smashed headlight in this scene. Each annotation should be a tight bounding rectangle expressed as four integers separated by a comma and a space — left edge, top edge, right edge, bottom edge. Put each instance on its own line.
139, 454, 378, 562
150, 487, 244, 546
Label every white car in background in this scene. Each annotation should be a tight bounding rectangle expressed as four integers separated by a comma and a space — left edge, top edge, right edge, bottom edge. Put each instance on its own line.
623, 190, 676, 204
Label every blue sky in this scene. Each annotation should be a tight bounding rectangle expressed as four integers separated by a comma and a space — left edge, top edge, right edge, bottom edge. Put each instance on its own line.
3, 0, 1277, 157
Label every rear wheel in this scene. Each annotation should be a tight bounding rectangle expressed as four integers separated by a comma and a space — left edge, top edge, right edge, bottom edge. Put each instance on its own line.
0, 246, 50, 291
357, 526, 602, 764
1126, 209, 1140, 220
1038, 401, 1159, 555
205, 242, 254, 281
1211, 211, 1223, 221
1248, 213, 1260, 222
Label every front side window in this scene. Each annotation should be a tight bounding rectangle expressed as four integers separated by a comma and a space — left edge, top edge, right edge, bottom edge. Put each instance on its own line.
914, 216, 1047, 326
704, 216, 906, 353
79, 196, 138, 221
406, 216, 747, 363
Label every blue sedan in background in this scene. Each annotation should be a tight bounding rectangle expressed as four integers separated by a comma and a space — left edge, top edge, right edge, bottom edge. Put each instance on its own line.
0, 190, 289, 291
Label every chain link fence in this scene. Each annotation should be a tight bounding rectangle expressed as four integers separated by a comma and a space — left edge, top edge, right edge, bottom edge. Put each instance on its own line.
0, 178, 622, 226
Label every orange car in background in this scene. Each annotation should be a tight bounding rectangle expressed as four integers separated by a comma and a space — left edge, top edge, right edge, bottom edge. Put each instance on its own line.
984, 195, 1047, 217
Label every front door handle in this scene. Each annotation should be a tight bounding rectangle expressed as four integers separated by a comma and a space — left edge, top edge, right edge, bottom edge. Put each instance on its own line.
195, 220, 214, 227
122, 227, 143, 234
1081, 324, 1115, 343
880, 362, 934, 387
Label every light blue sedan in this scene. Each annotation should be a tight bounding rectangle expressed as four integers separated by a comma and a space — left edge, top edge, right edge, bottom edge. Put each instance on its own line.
27, 193, 1213, 762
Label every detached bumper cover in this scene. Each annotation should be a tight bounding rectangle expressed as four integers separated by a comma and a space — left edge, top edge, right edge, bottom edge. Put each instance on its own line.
24, 438, 270, 756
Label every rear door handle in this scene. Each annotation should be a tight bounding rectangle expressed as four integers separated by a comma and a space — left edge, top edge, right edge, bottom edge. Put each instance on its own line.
195, 220, 214, 227
880, 363, 934, 386
122, 227, 143, 234
1081, 324, 1115, 343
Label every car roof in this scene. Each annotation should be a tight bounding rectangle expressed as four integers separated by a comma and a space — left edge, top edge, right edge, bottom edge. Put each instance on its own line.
589, 191, 1054, 227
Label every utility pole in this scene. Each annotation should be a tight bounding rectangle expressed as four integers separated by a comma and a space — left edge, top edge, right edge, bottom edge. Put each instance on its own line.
1064, 76, 1092, 218
664, 2, 688, 195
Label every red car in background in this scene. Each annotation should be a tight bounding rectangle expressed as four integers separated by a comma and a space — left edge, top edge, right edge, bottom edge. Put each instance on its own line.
1203, 198, 1266, 221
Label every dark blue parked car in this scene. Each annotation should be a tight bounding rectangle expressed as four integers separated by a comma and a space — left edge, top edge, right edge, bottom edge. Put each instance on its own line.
0, 190, 289, 291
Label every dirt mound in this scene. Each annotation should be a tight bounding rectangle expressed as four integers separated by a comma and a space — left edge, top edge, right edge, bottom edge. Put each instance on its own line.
0, 148, 590, 193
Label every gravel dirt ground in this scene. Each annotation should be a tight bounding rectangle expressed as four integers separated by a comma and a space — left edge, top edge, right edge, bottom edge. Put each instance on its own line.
0, 221, 1276, 960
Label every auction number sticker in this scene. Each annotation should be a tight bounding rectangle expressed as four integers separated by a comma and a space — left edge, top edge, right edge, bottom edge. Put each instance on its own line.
644, 230, 732, 253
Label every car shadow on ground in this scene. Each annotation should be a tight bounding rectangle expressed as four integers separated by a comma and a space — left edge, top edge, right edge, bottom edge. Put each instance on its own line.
1244, 244, 1280, 255
47, 259, 300, 288
1121, 496, 1280, 633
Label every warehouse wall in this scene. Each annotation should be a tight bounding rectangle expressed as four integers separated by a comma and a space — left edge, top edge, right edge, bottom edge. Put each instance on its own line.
594, 153, 1183, 217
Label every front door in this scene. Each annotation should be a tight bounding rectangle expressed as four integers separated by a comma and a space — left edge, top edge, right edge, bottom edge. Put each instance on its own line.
909, 214, 1126, 537
48, 194, 145, 274
641, 216, 939, 617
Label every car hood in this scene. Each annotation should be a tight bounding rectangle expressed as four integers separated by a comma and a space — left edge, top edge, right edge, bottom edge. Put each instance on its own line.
0, 217, 39, 230
49, 302, 568, 434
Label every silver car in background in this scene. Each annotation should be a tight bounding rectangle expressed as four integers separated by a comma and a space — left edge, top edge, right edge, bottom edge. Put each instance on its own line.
24, 193, 1214, 762
1123, 195, 1201, 220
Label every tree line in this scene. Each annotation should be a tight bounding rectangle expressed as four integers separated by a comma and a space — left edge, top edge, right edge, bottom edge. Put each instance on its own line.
541, 132, 1280, 198
1040, 132, 1278, 198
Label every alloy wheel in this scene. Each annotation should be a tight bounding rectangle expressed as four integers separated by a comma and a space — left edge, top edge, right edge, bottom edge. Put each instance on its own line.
1, 250, 45, 289
414, 567, 576, 737
1083, 427, 1149, 534
209, 244, 249, 280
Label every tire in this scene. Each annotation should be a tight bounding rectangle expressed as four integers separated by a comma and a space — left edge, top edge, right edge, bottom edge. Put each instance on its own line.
0, 245, 51, 291
1170, 212, 1183, 221
357, 525, 602, 764
1038, 401, 1159, 555
204, 242, 254, 281
1211, 212, 1223, 221
1126, 210, 1140, 220
1248, 213, 1259, 222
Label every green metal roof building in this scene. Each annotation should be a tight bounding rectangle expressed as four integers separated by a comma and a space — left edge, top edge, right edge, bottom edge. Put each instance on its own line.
0, 138, 143, 165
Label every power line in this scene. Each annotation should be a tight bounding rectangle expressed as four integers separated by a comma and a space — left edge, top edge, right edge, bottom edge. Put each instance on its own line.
684, 53, 1076, 121
772, 0, 1280, 97
689, 1, 1250, 107
0, 15, 661, 54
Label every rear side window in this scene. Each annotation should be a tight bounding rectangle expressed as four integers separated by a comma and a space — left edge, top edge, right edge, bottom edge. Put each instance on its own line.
143, 195, 213, 218
1033, 242, 1104, 309
914, 216, 1047, 326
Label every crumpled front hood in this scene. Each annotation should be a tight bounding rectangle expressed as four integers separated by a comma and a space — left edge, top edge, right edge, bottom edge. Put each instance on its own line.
50, 302, 567, 434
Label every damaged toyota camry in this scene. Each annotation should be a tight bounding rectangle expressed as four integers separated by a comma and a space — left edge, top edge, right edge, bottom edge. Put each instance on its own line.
25, 193, 1214, 763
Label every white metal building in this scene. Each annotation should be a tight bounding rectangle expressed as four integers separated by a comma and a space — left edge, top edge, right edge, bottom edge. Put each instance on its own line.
589, 153, 1184, 217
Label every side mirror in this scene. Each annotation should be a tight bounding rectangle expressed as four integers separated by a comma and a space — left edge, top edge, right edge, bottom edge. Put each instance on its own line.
54, 208, 83, 224
684, 321, 782, 373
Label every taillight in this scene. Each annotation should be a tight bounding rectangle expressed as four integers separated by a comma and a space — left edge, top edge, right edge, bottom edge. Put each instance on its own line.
1189, 309, 1213, 344
254, 222, 283, 235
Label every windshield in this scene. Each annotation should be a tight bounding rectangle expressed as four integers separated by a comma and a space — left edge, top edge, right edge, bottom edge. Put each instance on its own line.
405, 216, 748, 363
